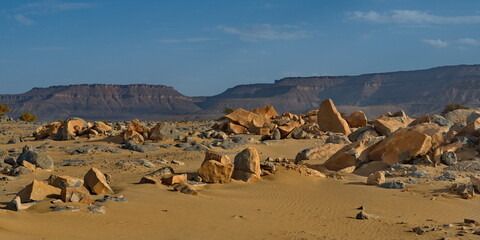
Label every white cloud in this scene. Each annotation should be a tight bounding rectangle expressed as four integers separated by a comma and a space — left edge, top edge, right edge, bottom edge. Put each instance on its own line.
13, 14, 34, 26
217, 24, 310, 42
8, 1, 98, 26
422, 39, 448, 48
457, 38, 478, 45
348, 10, 480, 24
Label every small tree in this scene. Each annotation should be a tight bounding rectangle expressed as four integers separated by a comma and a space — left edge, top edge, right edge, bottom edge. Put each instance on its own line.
19, 112, 37, 122
223, 107, 234, 115
0, 104, 10, 116
441, 102, 469, 115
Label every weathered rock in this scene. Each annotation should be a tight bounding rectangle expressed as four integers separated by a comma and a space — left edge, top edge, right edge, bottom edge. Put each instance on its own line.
16, 145, 54, 170
409, 114, 451, 127
356, 211, 377, 220
324, 137, 384, 171
379, 181, 405, 189
198, 160, 234, 183
147, 167, 174, 178
48, 175, 84, 189
149, 122, 183, 140
61, 186, 93, 204
56, 117, 88, 140
232, 147, 261, 182
123, 129, 144, 144
34, 121, 62, 140
295, 143, 346, 164
366, 171, 385, 185
16, 180, 61, 203
277, 122, 300, 139
291, 127, 307, 139
441, 152, 457, 166
317, 99, 351, 135
471, 175, 480, 192
271, 128, 281, 140
251, 105, 278, 119
88, 205, 106, 214
83, 168, 114, 195
450, 183, 475, 199
92, 121, 112, 134
373, 117, 406, 136
21, 160, 36, 172
139, 176, 161, 184
444, 108, 480, 124
257, 127, 270, 135
225, 108, 266, 133
347, 111, 368, 128
173, 182, 198, 196
226, 122, 248, 134
348, 126, 374, 142
162, 174, 187, 185
381, 129, 432, 166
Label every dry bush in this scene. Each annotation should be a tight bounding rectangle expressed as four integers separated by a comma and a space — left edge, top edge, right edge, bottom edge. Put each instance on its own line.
0, 104, 10, 115
442, 102, 469, 114
19, 112, 37, 122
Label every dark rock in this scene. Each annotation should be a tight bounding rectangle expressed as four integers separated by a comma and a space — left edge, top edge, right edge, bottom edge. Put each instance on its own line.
124, 140, 156, 152
326, 134, 350, 144
16, 145, 54, 170
379, 181, 405, 189
435, 172, 457, 181
355, 211, 377, 220
88, 205, 106, 214
441, 152, 457, 166
271, 129, 281, 140
444, 159, 480, 173
147, 167, 175, 178
412, 227, 425, 235
409, 170, 428, 178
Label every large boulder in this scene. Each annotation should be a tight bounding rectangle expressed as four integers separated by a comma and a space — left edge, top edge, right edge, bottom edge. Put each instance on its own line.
124, 119, 149, 143
55, 117, 88, 140
92, 121, 112, 134
83, 168, 114, 195
347, 111, 368, 128
373, 116, 406, 136
225, 108, 266, 133
48, 175, 84, 189
324, 137, 384, 171
444, 108, 480, 124
382, 129, 432, 166
317, 99, 351, 135
232, 147, 261, 182
34, 121, 62, 140
149, 122, 183, 140
16, 145, 54, 170
16, 180, 61, 203
226, 122, 248, 134
198, 150, 234, 183
295, 143, 346, 164
251, 105, 278, 119
61, 186, 93, 204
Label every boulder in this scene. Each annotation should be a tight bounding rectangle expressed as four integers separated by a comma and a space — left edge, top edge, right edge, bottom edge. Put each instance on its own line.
232, 147, 261, 182
409, 115, 451, 127
291, 127, 308, 139
204, 150, 230, 164
92, 121, 112, 134
366, 171, 385, 185
471, 175, 480, 192
251, 105, 278, 119
83, 168, 114, 195
48, 175, 84, 189
227, 122, 248, 134
61, 186, 93, 204
347, 111, 368, 128
55, 117, 88, 140
34, 121, 62, 140
16, 145, 54, 170
198, 160, 234, 183
149, 122, 183, 140
271, 128, 281, 140
373, 116, 406, 136
162, 174, 187, 185
16, 180, 61, 203
123, 130, 144, 144
139, 176, 161, 184
317, 99, 351, 135
277, 122, 300, 139
444, 108, 480, 124
382, 129, 432, 166
257, 127, 270, 135
433, 142, 463, 165
295, 143, 345, 164
324, 137, 384, 171
124, 119, 148, 143
225, 108, 266, 132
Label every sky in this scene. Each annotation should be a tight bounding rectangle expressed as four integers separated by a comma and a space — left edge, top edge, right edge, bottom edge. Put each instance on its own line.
1, 0, 480, 96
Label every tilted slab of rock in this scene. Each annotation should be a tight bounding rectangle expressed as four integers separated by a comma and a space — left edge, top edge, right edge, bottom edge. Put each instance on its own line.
227, 122, 248, 134
295, 143, 346, 164
251, 105, 278, 119
149, 122, 183, 140
232, 147, 261, 182
373, 116, 406, 136
323, 137, 384, 171
162, 174, 187, 185
34, 121, 62, 140
347, 111, 368, 128
92, 121, 112, 134
16, 145, 54, 170
204, 150, 231, 164
56, 117, 88, 140
225, 108, 266, 133
84, 168, 114, 195
382, 129, 432, 166
277, 122, 300, 139
317, 99, 351, 135
17, 180, 61, 203
444, 108, 480, 124
48, 175, 84, 189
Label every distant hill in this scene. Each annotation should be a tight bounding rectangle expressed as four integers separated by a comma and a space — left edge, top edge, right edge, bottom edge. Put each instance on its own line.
1, 65, 480, 121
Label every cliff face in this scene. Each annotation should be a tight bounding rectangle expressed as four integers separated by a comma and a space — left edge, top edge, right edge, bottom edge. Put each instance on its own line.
1, 65, 480, 121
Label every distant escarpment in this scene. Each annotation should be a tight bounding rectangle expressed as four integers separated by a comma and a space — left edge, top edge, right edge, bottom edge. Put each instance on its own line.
1, 64, 480, 121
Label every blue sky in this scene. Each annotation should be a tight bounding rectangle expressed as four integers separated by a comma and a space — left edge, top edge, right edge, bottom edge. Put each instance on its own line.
1, 0, 480, 96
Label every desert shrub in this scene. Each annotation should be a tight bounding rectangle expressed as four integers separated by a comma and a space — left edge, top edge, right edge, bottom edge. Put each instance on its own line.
223, 107, 234, 115
442, 102, 469, 114
19, 112, 37, 122
0, 104, 10, 115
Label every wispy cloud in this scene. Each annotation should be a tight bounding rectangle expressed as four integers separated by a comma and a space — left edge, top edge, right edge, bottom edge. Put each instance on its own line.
6, 0, 98, 26
457, 38, 478, 46
348, 10, 480, 24
422, 39, 448, 48
157, 37, 216, 43
217, 24, 310, 42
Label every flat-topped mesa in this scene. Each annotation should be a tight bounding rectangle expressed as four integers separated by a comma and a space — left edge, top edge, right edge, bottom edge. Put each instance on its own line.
317, 99, 351, 135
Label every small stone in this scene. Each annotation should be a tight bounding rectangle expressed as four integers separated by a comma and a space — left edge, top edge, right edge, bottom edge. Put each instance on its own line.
162, 174, 187, 185
356, 211, 377, 220
412, 227, 425, 235
88, 205, 106, 214
379, 181, 405, 189
367, 171, 385, 185
139, 176, 160, 184
173, 182, 198, 196
465, 219, 480, 226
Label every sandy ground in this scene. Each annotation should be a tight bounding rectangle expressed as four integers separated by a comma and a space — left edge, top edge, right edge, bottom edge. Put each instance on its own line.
0, 122, 479, 240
